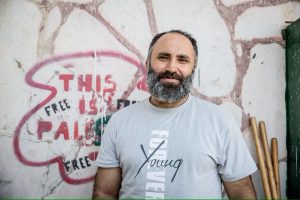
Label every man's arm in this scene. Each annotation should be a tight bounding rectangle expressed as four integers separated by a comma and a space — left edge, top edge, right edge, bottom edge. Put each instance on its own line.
223, 176, 256, 199
92, 167, 122, 199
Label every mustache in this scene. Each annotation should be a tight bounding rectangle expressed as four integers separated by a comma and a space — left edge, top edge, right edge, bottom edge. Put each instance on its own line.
158, 71, 183, 81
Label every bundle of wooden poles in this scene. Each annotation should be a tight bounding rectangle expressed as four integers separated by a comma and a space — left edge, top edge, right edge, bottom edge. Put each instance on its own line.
250, 117, 281, 199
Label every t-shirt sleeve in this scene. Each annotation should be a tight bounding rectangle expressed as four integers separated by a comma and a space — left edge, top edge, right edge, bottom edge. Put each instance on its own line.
94, 116, 120, 168
218, 117, 257, 182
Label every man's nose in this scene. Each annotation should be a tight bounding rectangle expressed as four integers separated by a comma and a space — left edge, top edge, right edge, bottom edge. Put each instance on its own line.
165, 58, 177, 72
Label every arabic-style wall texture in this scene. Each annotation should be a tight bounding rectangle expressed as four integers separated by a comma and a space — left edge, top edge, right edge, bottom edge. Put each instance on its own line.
0, 0, 299, 198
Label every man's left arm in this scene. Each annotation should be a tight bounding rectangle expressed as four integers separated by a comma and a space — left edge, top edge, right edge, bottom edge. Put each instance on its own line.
223, 176, 256, 199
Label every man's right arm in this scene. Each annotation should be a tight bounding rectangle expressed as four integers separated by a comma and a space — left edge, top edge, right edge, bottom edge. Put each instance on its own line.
92, 167, 122, 199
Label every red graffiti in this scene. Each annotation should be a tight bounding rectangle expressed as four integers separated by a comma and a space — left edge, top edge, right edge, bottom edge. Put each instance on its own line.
38, 120, 94, 144
13, 51, 147, 184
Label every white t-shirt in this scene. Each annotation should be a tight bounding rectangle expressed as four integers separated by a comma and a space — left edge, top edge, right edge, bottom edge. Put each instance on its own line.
95, 95, 257, 199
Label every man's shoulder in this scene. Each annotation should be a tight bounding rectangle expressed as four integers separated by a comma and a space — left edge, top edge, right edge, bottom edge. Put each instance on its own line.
189, 95, 233, 120
190, 95, 222, 111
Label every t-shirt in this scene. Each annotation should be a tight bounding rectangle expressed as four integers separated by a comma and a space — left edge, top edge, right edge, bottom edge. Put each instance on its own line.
95, 95, 257, 199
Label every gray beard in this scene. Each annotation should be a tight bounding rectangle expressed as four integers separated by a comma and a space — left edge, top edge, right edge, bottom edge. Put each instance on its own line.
147, 66, 194, 103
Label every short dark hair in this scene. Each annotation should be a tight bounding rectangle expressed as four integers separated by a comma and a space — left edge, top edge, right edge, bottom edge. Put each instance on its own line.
146, 30, 198, 68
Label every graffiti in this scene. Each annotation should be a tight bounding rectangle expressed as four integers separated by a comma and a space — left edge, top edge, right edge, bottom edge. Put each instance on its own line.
63, 156, 92, 173
13, 51, 148, 184
37, 119, 94, 144
117, 99, 138, 109
94, 115, 111, 146
44, 99, 71, 116
59, 73, 116, 93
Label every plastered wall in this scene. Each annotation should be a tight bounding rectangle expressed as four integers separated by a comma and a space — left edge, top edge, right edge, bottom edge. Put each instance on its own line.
0, 0, 300, 198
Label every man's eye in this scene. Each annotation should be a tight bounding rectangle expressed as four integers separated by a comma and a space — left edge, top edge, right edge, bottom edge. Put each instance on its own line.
158, 56, 168, 60
178, 58, 188, 63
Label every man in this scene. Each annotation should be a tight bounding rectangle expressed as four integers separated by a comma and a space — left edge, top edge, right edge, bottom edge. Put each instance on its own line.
93, 30, 257, 199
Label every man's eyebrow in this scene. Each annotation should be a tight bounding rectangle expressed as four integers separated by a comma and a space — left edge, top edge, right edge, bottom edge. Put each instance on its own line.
177, 54, 190, 61
157, 52, 170, 56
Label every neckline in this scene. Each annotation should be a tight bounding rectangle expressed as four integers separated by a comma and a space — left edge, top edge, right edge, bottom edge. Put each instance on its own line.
146, 95, 191, 113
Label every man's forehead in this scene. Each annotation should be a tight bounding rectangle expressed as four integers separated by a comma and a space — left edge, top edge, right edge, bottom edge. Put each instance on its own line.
151, 33, 194, 55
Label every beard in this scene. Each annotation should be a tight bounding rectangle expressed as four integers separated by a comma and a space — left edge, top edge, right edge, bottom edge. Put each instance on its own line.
146, 65, 194, 103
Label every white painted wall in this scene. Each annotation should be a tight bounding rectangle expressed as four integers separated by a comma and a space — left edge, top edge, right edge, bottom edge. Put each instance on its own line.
0, 0, 299, 198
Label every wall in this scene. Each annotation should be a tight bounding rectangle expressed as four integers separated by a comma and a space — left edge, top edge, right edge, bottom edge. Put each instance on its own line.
0, 0, 299, 198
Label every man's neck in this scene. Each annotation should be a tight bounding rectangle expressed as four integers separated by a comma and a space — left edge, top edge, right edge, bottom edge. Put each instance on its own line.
149, 96, 189, 108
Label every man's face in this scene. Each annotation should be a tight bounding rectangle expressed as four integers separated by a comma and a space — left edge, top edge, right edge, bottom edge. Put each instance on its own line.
147, 33, 196, 103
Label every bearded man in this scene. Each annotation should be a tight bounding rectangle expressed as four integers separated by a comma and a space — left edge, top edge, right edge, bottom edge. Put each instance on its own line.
92, 30, 257, 199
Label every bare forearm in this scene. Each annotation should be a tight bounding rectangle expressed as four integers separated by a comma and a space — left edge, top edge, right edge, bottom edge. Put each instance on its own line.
227, 184, 256, 199
224, 176, 257, 199
92, 167, 121, 200
92, 181, 118, 200
92, 190, 117, 200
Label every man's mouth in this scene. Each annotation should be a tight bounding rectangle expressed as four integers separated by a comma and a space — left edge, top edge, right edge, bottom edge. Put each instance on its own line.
158, 72, 182, 83
160, 77, 180, 84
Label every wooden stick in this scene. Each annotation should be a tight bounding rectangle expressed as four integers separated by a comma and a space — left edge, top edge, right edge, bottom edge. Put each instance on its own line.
250, 117, 271, 199
259, 121, 278, 199
271, 138, 281, 199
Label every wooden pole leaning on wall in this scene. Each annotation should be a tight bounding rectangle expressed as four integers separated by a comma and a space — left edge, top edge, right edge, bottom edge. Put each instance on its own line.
259, 121, 278, 199
250, 117, 271, 199
271, 138, 281, 199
